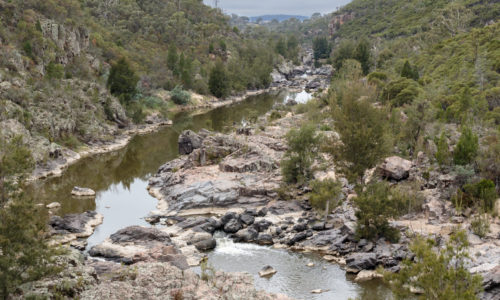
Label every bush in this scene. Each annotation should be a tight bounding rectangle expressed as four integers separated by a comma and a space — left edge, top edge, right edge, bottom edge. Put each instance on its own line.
313, 36, 330, 60
471, 214, 490, 238
331, 83, 391, 182
309, 179, 342, 212
0, 136, 61, 299
281, 124, 320, 184
400, 60, 419, 81
354, 182, 401, 242
478, 132, 500, 186
268, 111, 282, 122
387, 230, 482, 300
46, 62, 64, 79
107, 58, 138, 103
453, 127, 478, 165
319, 124, 332, 131
391, 183, 425, 215
435, 132, 451, 167
381, 78, 420, 107
453, 179, 498, 212
209, 61, 229, 98
170, 85, 191, 105
125, 102, 146, 124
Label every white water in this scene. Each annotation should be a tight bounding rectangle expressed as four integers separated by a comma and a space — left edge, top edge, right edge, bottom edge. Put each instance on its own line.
286, 90, 313, 104
192, 232, 390, 300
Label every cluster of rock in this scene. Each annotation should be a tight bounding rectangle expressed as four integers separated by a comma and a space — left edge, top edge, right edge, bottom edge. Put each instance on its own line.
148, 114, 302, 216
17, 244, 289, 300
270, 51, 333, 90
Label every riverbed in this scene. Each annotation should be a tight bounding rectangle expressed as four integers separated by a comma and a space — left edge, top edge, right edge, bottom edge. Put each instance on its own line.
28, 90, 391, 299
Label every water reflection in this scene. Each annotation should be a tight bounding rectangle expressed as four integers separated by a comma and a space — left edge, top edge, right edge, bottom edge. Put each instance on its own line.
25, 90, 391, 298
26, 92, 286, 247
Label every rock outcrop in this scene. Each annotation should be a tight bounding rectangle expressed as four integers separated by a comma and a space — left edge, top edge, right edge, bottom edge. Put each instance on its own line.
80, 261, 290, 300
148, 114, 302, 215
88, 226, 189, 269
49, 211, 103, 249
377, 156, 412, 181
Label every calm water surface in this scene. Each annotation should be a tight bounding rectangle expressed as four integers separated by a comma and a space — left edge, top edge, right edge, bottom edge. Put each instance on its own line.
27, 90, 391, 299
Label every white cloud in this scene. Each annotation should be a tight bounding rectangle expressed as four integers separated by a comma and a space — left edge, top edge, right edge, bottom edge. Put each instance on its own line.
203, 0, 352, 17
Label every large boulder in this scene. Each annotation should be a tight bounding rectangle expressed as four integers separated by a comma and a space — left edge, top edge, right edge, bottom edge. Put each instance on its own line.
233, 228, 259, 243
194, 238, 217, 251
287, 232, 307, 246
256, 233, 273, 245
378, 156, 412, 181
49, 211, 103, 246
89, 226, 188, 269
178, 130, 203, 155
346, 253, 377, 272
224, 218, 243, 233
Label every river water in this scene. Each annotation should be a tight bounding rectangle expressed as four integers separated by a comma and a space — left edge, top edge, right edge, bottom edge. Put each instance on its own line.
27, 90, 391, 300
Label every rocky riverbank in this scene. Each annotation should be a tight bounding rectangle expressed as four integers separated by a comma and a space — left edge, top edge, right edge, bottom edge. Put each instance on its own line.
141, 108, 500, 299
25, 55, 332, 183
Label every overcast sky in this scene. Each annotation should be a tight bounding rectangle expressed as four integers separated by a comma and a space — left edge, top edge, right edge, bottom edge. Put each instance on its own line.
202, 0, 352, 17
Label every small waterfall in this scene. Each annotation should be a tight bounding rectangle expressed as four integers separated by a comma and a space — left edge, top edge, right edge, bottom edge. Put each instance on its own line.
212, 231, 274, 256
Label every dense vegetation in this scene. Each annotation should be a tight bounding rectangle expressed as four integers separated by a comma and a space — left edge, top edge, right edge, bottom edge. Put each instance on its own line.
387, 230, 483, 300
276, 1, 498, 298
0, 136, 61, 299
0, 0, 284, 162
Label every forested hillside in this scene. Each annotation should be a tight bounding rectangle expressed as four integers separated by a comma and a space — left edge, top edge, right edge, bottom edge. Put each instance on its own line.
271, 1, 500, 298
303, 0, 499, 168
0, 0, 281, 167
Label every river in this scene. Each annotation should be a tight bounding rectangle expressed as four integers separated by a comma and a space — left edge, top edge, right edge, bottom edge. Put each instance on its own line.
27, 90, 391, 300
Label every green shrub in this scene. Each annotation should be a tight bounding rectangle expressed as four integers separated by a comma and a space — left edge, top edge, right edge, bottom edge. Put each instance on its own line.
435, 132, 451, 167
107, 58, 138, 103
170, 85, 191, 105
367, 71, 388, 86
209, 61, 229, 98
268, 111, 282, 122
453, 179, 498, 212
478, 132, 500, 186
354, 182, 401, 242
471, 214, 490, 238
387, 230, 482, 300
313, 36, 330, 60
331, 83, 391, 182
453, 127, 478, 165
391, 183, 425, 215
319, 124, 332, 131
125, 102, 146, 124
46, 62, 64, 79
142, 96, 165, 109
309, 179, 342, 212
381, 78, 420, 107
400, 60, 419, 81
23, 41, 33, 58
281, 124, 320, 184
58, 134, 82, 150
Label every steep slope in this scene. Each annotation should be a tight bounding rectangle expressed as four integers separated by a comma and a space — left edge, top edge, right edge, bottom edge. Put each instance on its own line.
0, 0, 278, 171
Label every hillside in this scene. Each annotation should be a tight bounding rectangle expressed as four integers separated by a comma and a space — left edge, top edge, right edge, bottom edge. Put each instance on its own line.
249, 15, 309, 23
0, 0, 281, 169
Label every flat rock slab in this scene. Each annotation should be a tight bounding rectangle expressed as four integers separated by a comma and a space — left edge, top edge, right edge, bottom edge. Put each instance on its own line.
89, 226, 189, 269
71, 186, 96, 197
49, 211, 103, 245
